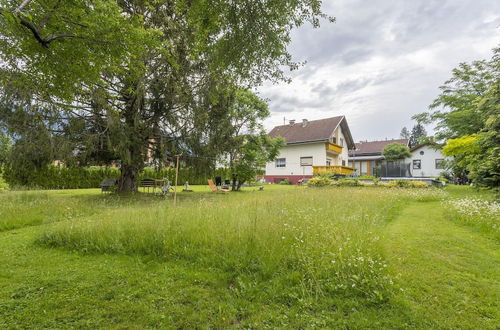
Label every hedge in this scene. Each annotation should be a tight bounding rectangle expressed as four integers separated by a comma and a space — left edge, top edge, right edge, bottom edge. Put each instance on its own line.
3, 166, 231, 189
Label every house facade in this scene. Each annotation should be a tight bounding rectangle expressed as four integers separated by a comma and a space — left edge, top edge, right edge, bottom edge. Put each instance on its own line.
408, 143, 449, 177
349, 140, 449, 178
348, 139, 409, 176
264, 116, 356, 184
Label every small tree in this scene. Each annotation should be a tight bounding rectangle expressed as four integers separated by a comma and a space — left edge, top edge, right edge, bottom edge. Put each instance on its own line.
409, 123, 427, 147
382, 143, 411, 161
230, 133, 284, 190
400, 127, 410, 139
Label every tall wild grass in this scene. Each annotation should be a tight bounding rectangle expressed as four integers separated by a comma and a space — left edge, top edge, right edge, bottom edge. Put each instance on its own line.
37, 187, 444, 302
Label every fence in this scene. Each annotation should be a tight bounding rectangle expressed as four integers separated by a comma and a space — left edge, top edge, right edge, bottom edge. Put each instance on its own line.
380, 161, 411, 177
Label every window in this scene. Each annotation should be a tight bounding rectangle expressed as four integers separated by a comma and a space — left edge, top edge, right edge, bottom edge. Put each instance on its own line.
300, 156, 313, 166
342, 160, 346, 166
413, 159, 421, 169
435, 159, 446, 169
330, 137, 337, 144
340, 138, 344, 147
326, 158, 332, 166
275, 158, 286, 168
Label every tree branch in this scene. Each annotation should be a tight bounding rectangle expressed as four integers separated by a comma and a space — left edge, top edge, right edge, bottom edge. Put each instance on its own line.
13, 0, 35, 14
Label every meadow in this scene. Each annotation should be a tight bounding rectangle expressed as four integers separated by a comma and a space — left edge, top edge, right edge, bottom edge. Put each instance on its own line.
0, 184, 498, 328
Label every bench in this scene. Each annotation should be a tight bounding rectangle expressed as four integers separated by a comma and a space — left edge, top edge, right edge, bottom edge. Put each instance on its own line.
100, 178, 117, 193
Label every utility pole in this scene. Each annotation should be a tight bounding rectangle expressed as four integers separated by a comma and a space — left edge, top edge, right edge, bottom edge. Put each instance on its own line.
173, 154, 181, 206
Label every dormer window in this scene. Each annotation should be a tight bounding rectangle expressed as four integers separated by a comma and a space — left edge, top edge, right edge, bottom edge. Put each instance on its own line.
330, 137, 337, 144
340, 138, 344, 147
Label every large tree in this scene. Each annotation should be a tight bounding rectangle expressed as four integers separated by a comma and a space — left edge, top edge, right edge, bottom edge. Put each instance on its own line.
0, 0, 330, 191
414, 47, 499, 188
216, 88, 284, 190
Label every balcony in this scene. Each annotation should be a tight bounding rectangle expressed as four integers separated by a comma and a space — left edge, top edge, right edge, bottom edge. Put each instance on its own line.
312, 165, 356, 175
325, 142, 343, 153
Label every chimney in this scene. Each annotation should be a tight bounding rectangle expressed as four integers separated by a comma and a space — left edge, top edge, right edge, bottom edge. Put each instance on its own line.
302, 119, 308, 127
289, 119, 295, 126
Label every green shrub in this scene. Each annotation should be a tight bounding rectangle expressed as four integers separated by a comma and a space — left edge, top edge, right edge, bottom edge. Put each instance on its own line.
3, 165, 230, 189
386, 180, 428, 188
307, 176, 333, 187
0, 174, 8, 191
358, 175, 375, 180
337, 179, 365, 187
279, 178, 290, 185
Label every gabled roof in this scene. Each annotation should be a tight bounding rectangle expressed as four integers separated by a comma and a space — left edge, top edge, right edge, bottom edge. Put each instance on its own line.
410, 142, 440, 152
352, 139, 409, 156
268, 116, 355, 149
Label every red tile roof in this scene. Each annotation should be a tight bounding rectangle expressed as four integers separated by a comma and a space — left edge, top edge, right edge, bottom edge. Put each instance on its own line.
353, 139, 409, 155
268, 116, 345, 144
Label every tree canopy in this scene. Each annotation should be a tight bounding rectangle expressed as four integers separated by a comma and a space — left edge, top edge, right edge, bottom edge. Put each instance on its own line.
409, 123, 427, 147
382, 143, 411, 161
414, 47, 499, 188
0, 0, 330, 191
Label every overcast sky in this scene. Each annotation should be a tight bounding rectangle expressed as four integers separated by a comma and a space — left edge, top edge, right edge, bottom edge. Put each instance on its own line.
258, 0, 500, 142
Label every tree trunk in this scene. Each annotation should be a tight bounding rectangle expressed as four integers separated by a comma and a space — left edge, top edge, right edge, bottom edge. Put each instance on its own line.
231, 174, 237, 191
118, 164, 138, 192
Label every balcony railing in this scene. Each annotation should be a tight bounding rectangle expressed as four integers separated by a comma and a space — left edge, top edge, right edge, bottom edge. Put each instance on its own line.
325, 142, 343, 153
312, 165, 355, 175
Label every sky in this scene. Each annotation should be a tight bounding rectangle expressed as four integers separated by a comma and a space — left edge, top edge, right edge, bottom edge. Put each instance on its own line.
258, 0, 500, 142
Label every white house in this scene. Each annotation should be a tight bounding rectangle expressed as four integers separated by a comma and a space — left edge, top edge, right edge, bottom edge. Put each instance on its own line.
264, 116, 356, 184
408, 143, 449, 178
348, 138, 410, 176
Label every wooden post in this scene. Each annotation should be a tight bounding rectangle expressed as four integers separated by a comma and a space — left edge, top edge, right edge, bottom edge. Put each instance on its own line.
174, 154, 180, 206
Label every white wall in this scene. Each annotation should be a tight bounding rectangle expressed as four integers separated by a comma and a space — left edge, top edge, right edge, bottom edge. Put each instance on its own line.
265, 142, 326, 176
408, 145, 448, 177
334, 128, 350, 166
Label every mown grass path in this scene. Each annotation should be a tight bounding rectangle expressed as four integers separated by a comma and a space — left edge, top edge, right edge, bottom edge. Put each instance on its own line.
383, 201, 499, 329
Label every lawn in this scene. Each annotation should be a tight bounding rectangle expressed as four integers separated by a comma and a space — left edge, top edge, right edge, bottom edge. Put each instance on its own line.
0, 184, 498, 328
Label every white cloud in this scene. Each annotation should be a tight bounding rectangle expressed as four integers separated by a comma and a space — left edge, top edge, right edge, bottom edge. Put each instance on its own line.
258, 0, 500, 141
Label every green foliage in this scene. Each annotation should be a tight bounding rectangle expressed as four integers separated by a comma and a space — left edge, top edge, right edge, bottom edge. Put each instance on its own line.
382, 143, 412, 161
358, 175, 375, 180
400, 127, 410, 139
307, 176, 333, 187
0, 133, 11, 166
413, 48, 499, 189
2, 165, 230, 189
409, 123, 427, 147
220, 90, 284, 190
337, 179, 365, 186
0, 0, 329, 192
0, 172, 8, 191
414, 47, 499, 140
279, 178, 290, 185
385, 180, 428, 188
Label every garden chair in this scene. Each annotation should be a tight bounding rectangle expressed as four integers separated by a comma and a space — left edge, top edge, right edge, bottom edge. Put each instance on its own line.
208, 179, 229, 193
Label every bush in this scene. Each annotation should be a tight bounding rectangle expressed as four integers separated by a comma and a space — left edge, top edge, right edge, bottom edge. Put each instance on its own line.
3, 165, 230, 189
307, 176, 333, 187
358, 175, 375, 180
385, 180, 428, 188
337, 179, 365, 187
279, 178, 290, 185
0, 174, 8, 191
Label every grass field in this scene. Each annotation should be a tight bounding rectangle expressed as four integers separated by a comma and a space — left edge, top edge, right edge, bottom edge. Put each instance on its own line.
0, 184, 498, 328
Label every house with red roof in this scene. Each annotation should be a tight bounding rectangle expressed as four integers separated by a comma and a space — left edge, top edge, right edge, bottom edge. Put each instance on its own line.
264, 116, 356, 184
348, 139, 409, 176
